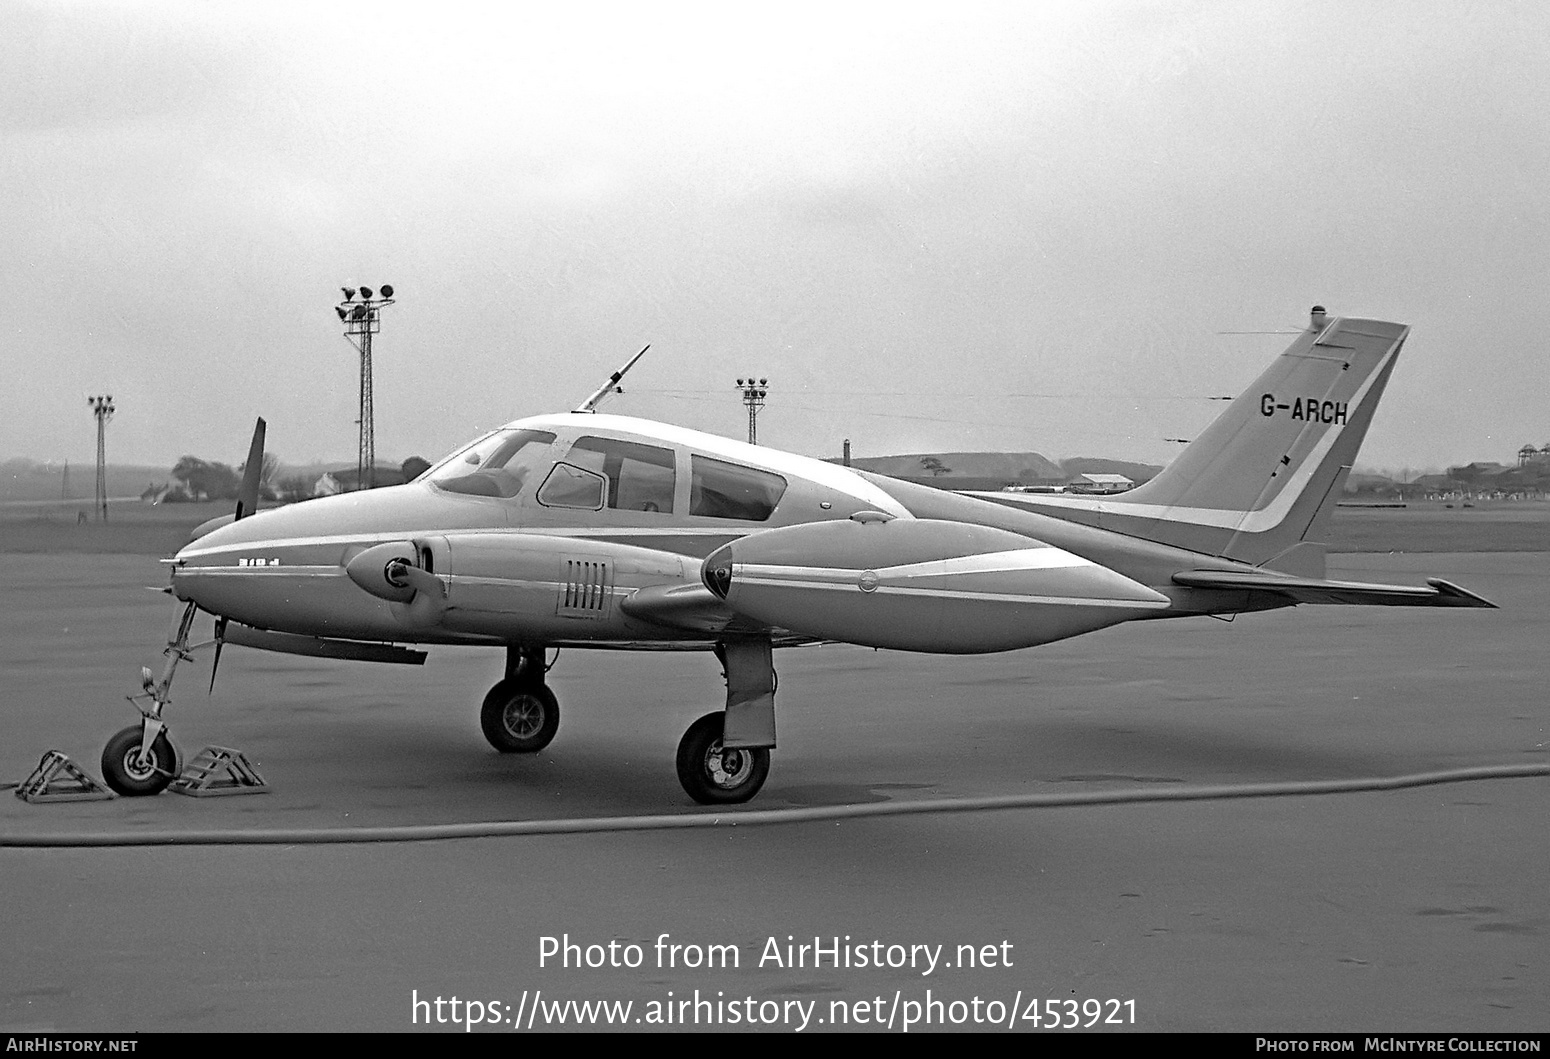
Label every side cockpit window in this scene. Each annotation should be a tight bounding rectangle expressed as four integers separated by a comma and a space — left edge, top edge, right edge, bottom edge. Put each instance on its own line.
562, 436, 676, 513
430, 429, 557, 499
690, 455, 786, 521
536, 463, 606, 510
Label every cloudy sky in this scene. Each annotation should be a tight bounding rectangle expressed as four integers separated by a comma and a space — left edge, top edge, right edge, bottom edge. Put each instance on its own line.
3, 0, 1547, 474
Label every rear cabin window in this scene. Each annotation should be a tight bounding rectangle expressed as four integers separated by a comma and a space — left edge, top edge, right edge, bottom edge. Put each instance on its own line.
690, 456, 786, 521
562, 436, 676, 513
430, 429, 557, 498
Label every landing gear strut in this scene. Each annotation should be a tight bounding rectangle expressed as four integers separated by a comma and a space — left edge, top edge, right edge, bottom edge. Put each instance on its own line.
102, 601, 205, 796
480, 645, 560, 753
675, 639, 777, 805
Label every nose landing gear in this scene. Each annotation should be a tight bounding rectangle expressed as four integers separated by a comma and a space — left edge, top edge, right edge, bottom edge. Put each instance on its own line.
101, 601, 205, 796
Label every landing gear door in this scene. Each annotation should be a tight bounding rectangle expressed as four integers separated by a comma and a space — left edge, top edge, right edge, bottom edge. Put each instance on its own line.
721, 639, 775, 749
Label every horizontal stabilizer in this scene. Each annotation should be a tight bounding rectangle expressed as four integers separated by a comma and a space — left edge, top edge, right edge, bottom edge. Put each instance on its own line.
222, 624, 429, 663
1172, 570, 1496, 608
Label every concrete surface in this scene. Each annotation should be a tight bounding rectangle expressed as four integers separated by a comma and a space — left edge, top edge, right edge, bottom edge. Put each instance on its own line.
0, 551, 1544, 1032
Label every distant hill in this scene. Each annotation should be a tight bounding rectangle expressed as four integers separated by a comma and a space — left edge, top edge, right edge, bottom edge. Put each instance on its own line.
1057, 457, 1164, 485
832, 451, 1162, 487
0, 459, 170, 503
838, 451, 1064, 483
1, 456, 436, 504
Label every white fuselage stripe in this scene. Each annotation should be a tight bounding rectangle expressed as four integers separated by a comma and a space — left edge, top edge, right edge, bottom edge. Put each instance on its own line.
732, 576, 1169, 608
177, 526, 742, 561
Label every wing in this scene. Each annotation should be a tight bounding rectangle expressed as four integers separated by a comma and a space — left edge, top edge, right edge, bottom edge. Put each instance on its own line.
1171, 570, 1495, 608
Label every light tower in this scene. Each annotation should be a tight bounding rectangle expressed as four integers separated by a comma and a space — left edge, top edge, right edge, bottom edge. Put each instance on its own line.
86, 394, 114, 521
334, 284, 395, 490
736, 376, 768, 445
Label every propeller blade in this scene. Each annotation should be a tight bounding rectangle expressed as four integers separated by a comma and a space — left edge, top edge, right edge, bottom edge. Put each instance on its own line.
235, 418, 267, 521
209, 617, 228, 695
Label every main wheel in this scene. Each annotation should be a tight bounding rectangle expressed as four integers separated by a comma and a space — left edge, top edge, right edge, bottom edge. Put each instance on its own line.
480, 680, 560, 753
101, 725, 178, 796
675, 712, 770, 805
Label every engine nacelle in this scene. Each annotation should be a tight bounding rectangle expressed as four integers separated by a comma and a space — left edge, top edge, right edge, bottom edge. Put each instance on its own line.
702, 517, 1170, 653
345, 532, 695, 640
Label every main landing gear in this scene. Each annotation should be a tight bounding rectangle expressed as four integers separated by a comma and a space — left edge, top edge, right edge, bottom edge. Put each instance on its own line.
479, 645, 560, 754
675, 639, 777, 805
482, 640, 780, 805
101, 601, 203, 796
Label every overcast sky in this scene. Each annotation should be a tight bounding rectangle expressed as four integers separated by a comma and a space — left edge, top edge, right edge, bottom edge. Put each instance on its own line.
3, 0, 1547, 474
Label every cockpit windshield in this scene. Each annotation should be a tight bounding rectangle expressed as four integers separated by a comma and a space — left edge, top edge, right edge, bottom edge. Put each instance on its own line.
428, 429, 557, 498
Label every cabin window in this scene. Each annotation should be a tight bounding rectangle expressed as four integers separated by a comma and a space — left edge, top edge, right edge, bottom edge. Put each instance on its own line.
562, 436, 676, 513
429, 429, 557, 499
690, 455, 786, 521
536, 463, 607, 510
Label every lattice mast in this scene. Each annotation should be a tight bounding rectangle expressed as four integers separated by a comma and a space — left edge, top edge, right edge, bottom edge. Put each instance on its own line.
87, 394, 114, 521
736, 376, 768, 445
334, 285, 395, 490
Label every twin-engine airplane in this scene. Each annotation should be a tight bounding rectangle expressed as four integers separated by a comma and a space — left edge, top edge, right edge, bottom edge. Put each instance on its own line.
102, 306, 1493, 804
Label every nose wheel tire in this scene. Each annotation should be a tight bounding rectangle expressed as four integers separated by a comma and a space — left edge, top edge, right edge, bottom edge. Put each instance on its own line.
480, 679, 560, 753
101, 725, 178, 797
675, 712, 770, 805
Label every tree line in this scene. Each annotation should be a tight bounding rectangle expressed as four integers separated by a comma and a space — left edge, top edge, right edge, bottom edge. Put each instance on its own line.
162, 455, 432, 504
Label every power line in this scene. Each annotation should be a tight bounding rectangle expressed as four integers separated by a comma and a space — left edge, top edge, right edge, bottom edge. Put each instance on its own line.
636, 388, 1234, 401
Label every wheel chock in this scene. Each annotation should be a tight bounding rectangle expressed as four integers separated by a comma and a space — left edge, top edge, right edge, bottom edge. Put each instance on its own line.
15, 751, 116, 803
169, 746, 269, 797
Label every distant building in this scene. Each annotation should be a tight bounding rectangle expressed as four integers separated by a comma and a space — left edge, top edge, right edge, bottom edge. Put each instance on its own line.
139, 482, 172, 504
1066, 473, 1133, 495
313, 465, 408, 497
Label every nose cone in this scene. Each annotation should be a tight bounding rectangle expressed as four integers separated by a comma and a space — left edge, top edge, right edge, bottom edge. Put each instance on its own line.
166, 483, 481, 639
173, 482, 478, 565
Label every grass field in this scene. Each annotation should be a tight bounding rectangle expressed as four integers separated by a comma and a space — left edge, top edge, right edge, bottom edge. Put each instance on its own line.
0, 500, 234, 555
1323, 499, 1550, 553
1, 496, 1545, 555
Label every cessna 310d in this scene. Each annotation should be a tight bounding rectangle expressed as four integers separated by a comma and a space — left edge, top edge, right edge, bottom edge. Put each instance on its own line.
102, 307, 1493, 804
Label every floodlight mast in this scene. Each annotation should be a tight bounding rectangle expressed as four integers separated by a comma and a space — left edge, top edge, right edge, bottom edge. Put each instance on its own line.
736, 376, 768, 444
334, 284, 395, 490
86, 394, 115, 521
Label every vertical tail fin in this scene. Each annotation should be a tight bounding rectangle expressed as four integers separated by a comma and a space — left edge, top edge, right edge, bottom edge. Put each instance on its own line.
1071, 310, 1409, 567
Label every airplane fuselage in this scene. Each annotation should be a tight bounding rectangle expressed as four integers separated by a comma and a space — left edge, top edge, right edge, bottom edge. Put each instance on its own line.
168, 412, 1231, 652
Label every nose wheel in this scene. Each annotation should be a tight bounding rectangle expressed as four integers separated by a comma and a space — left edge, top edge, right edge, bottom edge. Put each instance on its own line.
101, 724, 179, 796
675, 712, 770, 805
